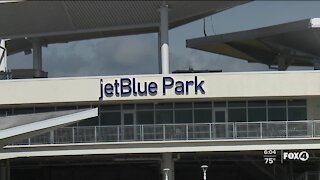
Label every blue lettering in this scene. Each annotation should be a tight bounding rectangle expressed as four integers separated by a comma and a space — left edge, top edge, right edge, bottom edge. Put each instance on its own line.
163, 77, 174, 95
99, 79, 104, 100
175, 81, 184, 95
120, 78, 132, 96
195, 76, 205, 94
104, 83, 114, 97
149, 82, 157, 95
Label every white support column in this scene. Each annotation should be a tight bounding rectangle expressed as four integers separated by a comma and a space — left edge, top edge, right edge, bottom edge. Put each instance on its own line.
0, 40, 7, 73
159, 4, 169, 74
161, 153, 174, 180
32, 39, 42, 76
158, 32, 162, 74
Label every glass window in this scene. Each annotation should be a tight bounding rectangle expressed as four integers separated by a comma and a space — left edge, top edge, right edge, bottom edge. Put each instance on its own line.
194, 102, 212, 109
228, 101, 246, 108
288, 100, 306, 106
214, 101, 226, 107
248, 108, 266, 122
137, 111, 154, 124
175, 102, 192, 109
155, 103, 173, 110
268, 108, 286, 121
123, 104, 135, 110
248, 100, 266, 107
268, 100, 286, 107
35, 107, 55, 113
136, 103, 153, 110
100, 112, 121, 125
78, 117, 99, 126
228, 109, 246, 122
56, 106, 76, 111
194, 109, 212, 123
14, 107, 34, 114
175, 110, 192, 123
156, 110, 173, 124
100, 104, 121, 111
0, 109, 12, 116
77, 105, 91, 109
288, 107, 307, 121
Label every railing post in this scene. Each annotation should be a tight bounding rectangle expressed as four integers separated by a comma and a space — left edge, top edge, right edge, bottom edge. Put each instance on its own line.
286, 121, 289, 138
209, 123, 212, 140
163, 124, 166, 141
233, 122, 237, 139
117, 126, 120, 142
260, 122, 263, 139
312, 120, 315, 138
50, 130, 54, 144
94, 126, 97, 143
186, 124, 188, 140
141, 125, 144, 141
72, 127, 75, 143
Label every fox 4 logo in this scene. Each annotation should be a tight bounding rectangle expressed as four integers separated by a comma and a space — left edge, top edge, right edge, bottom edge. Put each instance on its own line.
283, 151, 309, 162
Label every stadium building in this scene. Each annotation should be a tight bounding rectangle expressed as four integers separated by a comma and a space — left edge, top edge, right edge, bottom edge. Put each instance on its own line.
1, 1, 320, 180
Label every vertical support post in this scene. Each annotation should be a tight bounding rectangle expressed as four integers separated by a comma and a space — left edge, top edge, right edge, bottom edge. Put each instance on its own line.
159, 3, 169, 74
286, 121, 288, 138
209, 123, 212, 140
161, 153, 174, 180
163, 124, 166, 141
186, 124, 188, 140
50, 130, 54, 144
94, 126, 97, 142
117, 126, 120, 142
158, 32, 162, 74
0, 40, 7, 73
72, 127, 75, 143
260, 122, 263, 139
32, 39, 42, 77
141, 125, 144, 141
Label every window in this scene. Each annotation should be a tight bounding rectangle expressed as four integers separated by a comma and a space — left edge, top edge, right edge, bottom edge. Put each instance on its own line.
0, 109, 12, 117
174, 102, 192, 124
228, 109, 246, 122
268, 100, 287, 121
156, 110, 173, 124
137, 111, 154, 124
13, 107, 34, 115
248, 100, 266, 122
175, 110, 192, 123
35, 107, 55, 113
78, 117, 99, 126
100, 112, 121, 125
194, 109, 212, 123
228, 101, 246, 122
288, 99, 307, 121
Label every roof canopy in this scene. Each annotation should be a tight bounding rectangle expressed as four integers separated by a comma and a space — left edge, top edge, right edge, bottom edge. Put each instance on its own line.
0, 1, 249, 55
0, 108, 98, 147
186, 18, 320, 68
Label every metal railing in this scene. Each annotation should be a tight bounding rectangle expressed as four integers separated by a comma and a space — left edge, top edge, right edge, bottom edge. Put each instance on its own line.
12, 120, 320, 145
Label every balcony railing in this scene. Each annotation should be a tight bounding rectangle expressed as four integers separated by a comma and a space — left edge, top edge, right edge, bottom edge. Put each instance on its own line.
12, 120, 320, 145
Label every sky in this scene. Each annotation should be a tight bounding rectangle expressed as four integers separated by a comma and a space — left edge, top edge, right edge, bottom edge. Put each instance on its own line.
7, 1, 320, 77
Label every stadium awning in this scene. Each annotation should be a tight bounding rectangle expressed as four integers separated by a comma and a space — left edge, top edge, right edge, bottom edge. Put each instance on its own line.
0, 1, 250, 55
186, 18, 320, 69
0, 108, 98, 147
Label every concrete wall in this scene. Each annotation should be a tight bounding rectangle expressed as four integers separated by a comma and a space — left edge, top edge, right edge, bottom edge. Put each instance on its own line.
0, 71, 319, 105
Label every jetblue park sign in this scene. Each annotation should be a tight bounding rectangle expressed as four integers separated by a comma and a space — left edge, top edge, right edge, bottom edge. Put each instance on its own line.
99, 76, 205, 100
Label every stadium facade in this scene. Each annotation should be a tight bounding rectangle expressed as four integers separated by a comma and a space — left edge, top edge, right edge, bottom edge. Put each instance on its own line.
0, 1, 320, 180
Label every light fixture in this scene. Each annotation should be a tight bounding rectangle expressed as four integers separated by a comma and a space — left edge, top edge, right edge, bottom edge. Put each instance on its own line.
201, 165, 208, 180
